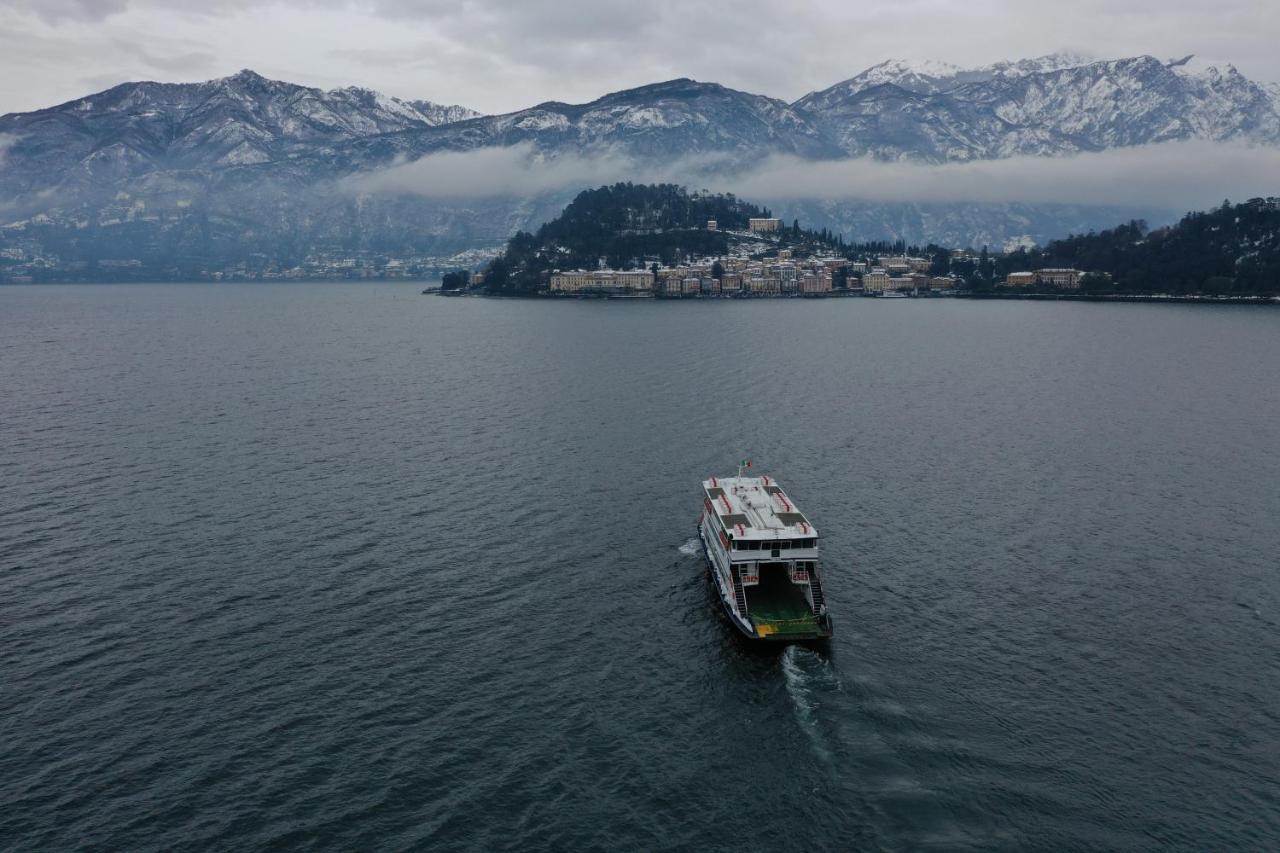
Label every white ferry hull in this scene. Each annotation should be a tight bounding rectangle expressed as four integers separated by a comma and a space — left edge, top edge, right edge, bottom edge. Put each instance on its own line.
698, 510, 832, 642
698, 516, 758, 638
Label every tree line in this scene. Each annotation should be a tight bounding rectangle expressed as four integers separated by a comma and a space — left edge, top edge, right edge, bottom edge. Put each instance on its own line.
994, 199, 1280, 295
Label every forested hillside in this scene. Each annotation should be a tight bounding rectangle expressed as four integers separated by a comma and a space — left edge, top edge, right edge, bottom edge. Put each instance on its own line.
997, 198, 1280, 294
478, 184, 770, 293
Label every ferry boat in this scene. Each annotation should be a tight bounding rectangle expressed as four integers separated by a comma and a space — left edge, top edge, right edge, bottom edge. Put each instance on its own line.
698, 468, 833, 641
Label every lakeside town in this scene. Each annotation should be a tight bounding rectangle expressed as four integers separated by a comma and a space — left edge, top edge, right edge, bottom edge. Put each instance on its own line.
540, 218, 1085, 298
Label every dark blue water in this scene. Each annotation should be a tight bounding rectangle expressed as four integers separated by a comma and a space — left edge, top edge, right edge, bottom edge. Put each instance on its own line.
3, 284, 1278, 850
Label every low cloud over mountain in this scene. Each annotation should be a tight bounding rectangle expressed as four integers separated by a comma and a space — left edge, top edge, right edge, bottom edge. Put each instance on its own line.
2, 54, 1279, 267
348, 139, 1280, 214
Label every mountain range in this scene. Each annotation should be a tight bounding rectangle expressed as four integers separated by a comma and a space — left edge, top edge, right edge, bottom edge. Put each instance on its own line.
1, 53, 1277, 278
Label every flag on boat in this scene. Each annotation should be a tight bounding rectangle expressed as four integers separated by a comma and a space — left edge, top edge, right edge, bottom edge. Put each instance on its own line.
741, 459, 751, 468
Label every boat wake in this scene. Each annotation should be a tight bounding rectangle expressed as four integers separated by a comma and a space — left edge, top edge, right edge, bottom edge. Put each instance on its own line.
782, 645, 842, 764
678, 537, 701, 556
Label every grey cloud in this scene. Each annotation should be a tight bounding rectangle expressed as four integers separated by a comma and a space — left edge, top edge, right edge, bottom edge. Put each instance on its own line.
112, 40, 219, 74
345, 144, 642, 198
21, 0, 271, 22
720, 143, 1280, 210
347, 140, 1280, 213
0, 23, 217, 111
25, 0, 128, 22
4, 0, 1279, 116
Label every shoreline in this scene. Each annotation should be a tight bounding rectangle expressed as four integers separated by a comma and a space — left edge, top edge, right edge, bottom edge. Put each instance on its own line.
431, 289, 1280, 305
956, 292, 1280, 305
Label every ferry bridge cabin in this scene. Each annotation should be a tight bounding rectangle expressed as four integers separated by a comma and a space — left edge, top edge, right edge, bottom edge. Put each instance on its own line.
701, 476, 819, 588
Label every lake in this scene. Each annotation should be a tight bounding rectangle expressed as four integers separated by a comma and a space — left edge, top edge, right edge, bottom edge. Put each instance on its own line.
2, 284, 1278, 850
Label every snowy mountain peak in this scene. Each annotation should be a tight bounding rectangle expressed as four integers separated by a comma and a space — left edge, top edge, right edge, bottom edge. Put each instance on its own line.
1166, 54, 1239, 79
835, 58, 963, 95
793, 51, 1280, 162
215, 69, 285, 93
981, 51, 1096, 77
867, 58, 962, 81
801, 52, 1106, 106
4, 53, 1280, 265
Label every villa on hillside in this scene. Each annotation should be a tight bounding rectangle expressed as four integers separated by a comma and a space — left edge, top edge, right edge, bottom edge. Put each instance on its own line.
1005, 268, 1083, 289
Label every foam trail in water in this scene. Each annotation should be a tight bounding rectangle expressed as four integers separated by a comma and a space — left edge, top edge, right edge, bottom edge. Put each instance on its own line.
782, 646, 840, 764
678, 537, 701, 556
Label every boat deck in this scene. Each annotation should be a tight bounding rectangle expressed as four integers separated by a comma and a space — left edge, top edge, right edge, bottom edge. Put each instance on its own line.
746, 566, 820, 637
702, 476, 817, 543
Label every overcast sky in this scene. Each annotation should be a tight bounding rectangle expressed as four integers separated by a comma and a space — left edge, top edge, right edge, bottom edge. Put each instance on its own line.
2, 0, 1278, 116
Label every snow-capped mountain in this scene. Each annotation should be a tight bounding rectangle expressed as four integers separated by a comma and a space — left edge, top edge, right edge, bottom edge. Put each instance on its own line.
1, 56, 1278, 273
301, 77, 838, 170
804, 52, 1098, 101
793, 54, 1280, 161
0, 69, 477, 192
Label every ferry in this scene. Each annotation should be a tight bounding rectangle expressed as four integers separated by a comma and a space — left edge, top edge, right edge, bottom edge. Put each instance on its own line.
698, 468, 833, 641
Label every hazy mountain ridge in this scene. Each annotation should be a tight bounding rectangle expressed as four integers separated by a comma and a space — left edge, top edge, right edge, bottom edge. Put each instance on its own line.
0, 69, 478, 193
793, 54, 1280, 160
1, 55, 1277, 276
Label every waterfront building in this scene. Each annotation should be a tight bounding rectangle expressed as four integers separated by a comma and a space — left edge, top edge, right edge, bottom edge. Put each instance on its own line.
799, 274, 832, 294
877, 255, 927, 272
863, 269, 890, 293
550, 270, 654, 294
749, 276, 782, 295
1035, 268, 1082, 289
1005, 272, 1036, 287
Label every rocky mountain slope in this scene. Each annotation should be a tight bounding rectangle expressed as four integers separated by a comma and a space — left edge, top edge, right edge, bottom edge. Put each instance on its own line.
1, 55, 1277, 277
0, 69, 477, 193
793, 53, 1280, 160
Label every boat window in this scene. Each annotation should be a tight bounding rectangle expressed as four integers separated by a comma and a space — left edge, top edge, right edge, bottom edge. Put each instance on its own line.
748, 541, 759, 550
777, 540, 790, 550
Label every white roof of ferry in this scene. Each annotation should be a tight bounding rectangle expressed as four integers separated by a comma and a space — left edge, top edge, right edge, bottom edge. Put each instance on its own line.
702, 475, 818, 540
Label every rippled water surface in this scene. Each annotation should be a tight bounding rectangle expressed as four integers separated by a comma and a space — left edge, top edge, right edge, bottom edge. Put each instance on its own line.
3, 284, 1279, 850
